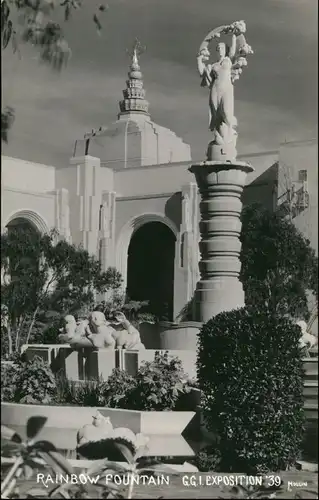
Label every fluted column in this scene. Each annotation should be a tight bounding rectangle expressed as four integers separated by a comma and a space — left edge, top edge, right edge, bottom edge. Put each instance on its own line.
189, 160, 254, 323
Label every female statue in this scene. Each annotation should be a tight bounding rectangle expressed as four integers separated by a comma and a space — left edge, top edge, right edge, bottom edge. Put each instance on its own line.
197, 21, 253, 159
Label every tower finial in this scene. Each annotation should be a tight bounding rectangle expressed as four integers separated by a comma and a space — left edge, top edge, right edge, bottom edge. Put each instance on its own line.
119, 38, 149, 117
126, 38, 146, 71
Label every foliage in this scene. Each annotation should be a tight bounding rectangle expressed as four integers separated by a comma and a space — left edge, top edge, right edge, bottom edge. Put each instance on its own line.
1, 227, 122, 354
128, 351, 191, 411
178, 205, 318, 322
54, 372, 137, 409
1, 356, 57, 404
15, 356, 57, 404
217, 478, 285, 499
1, 106, 14, 142
176, 297, 194, 322
198, 307, 305, 474
191, 445, 221, 473
2, 352, 194, 413
54, 375, 101, 407
96, 291, 157, 328
96, 368, 137, 408
1, 0, 107, 142
1, 415, 178, 499
240, 204, 318, 320
1, 361, 21, 402
55, 352, 192, 411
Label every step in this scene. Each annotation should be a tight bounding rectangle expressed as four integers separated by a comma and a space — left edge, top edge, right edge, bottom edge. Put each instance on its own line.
303, 358, 318, 376
304, 403, 319, 421
303, 382, 319, 398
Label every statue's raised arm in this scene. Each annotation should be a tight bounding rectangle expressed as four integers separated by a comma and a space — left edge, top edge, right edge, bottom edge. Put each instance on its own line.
197, 20, 253, 162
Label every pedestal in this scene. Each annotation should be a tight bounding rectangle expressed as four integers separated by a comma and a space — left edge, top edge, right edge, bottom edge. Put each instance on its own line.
189, 160, 254, 323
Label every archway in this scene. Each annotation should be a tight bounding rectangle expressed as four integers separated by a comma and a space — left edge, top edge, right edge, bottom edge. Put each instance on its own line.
4, 217, 43, 283
126, 221, 176, 321
6, 217, 39, 235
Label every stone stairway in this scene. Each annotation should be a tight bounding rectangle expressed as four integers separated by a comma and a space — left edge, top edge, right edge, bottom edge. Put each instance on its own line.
303, 347, 318, 418
302, 347, 318, 461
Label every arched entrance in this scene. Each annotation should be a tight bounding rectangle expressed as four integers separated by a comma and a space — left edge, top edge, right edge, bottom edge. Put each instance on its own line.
6, 217, 39, 235
126, 221, 176, 321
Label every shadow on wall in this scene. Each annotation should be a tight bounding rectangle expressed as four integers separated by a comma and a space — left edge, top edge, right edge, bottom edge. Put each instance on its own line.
165, 192, 182, 230
242, 162, 279, 212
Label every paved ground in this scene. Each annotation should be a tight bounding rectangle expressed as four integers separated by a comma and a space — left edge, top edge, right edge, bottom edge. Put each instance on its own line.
12, 472, 318, 499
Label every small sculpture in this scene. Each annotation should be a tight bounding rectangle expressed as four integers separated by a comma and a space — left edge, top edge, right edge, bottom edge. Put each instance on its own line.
297, 320, 318, 354
77, 411, 114, 446
58, 311, 116, 350
85, 311, 116, 350
110, 312, 145, 350
197, 20, 253, 161
76, 413, 150, 460
75, 318, 89, 337
58, 310, 147, 351
58, 315, 77, 342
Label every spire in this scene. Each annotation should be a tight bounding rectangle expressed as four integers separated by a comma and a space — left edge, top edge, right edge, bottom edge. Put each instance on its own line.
119, 38, 149, 117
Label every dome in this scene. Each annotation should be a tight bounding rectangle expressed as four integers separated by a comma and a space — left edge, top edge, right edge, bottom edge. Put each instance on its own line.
73, 44, 191, 168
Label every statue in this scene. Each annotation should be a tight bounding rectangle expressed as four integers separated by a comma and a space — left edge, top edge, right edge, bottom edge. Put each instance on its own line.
197, 20, 253, 161
77, 411, 113, 446
58, 309, 146, 351
296, 320, 318, 354
126, 37, 146, 69
110, 311, 145, 350
76, 413, 150, 460
58, 315, 77, 342
58, 311, 116, 350
85, 311, 116, 350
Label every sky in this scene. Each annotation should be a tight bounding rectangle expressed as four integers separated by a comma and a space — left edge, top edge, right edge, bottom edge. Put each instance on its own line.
2, 0, 318, 167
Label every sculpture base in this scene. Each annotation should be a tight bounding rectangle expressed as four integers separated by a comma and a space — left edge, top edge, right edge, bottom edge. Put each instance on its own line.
193, 278, 245, 323
189, 159, 254, 324
207, 141, 237, 163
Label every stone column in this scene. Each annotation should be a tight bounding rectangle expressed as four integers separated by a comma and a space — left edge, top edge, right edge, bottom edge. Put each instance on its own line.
189, 160, 254, 323
67, 155, 103, 256
99, 191, 116, 268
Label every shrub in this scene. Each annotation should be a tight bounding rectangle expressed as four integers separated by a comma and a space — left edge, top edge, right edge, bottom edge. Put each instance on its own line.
15, 356, 57, 404
198, 307, 305, 473
54, 375, 102, 407
97, 369, 137, 408
1, 362, 21, 402
129, 351, 191, 411
191, 446, 221, 472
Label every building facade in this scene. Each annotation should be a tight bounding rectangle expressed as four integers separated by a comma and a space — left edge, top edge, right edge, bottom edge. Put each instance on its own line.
1, 55, 318, 324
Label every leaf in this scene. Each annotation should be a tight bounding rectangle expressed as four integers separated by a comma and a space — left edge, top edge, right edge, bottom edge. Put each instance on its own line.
86, 459, 109, 476
26, 416, 48, 439
64, 3, 71, 21
1, 0, 10, 33
38, 450, 74, 476
25, 488, 50, 498
112, 442, 135, 464
93, 13, 102, 32
2, 19, 12, 49
23, 463, 34, 480
31, 440, 57, 453
138, 464, 181, 476
1, 424, 22, 443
